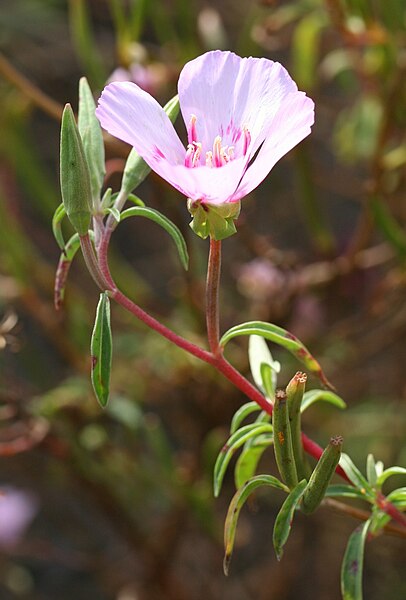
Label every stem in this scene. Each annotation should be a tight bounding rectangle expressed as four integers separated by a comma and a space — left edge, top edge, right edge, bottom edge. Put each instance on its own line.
95, 227, 406, 531
206, 238, 222, 355
79, 234, 111, 291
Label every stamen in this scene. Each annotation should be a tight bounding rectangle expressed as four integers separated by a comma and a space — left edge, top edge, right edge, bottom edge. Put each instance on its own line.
184, 143, 195, 168
206, 151, 213, 167
213, 136, 223, 167
187, 114, 198, 144
243, 126, 251, 156
192, 142, 202, 167
228, 146, 235, 160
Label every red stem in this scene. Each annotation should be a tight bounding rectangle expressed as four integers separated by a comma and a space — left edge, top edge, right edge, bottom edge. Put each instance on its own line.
95, 227, 406, 530
206, 238, 222, 355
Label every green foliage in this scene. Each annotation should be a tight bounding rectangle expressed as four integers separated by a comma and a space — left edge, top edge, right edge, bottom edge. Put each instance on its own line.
341, 521, 370, 600
90, 292, 113, 407
273, 479, 307, 561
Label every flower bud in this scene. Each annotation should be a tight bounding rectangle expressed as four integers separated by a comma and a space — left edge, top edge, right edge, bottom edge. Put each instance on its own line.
286, 371, 309, 479
272, 389, 298, 489
302, 435, 343, 514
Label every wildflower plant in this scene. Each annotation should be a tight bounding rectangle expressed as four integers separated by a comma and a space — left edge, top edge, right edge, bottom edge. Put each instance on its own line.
55, 51, 406, 599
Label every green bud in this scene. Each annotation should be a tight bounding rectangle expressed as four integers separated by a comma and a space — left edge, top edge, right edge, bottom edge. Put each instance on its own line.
272, 389, 298, 489
187, 200, 241, 241
286, 371, 309, 480
302, 435, 343, 514
60, 103, 92, 235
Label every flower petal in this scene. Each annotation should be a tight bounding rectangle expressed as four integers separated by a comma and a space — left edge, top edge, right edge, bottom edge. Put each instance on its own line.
96, 82, 191, 191
178, 51, 298, 152
232, 92, 315, 200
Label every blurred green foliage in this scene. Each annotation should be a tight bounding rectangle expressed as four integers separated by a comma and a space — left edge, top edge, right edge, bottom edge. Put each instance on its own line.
0, 0, 405, 599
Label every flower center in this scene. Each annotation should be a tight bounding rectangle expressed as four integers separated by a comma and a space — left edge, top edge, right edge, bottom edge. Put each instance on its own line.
184, 114, 251, 168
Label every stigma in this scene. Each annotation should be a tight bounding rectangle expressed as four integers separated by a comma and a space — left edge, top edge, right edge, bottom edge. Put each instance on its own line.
184, 114, 250, 168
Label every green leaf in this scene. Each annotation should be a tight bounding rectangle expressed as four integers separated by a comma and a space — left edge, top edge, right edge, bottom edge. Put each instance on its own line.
301, 389, 346, 412
292, 12, 325, 90
325, 485, 371, 501
120, 95, 180, 196
366, 454, 377, 487
78, 77, 105, 206
91, 292, 113, 407
52, 203, 67, 250
220, 321, 333, 389
339, 454, 375, 501
120, 206, 189, 270
376, 466, 406, 488
341, 521, 370, 600
101, 187, 112, 209
127, 193, 146, 207
223, 475, 288, 575
234, 435, 273, 489
248, 334, 280, 398
387, 487, 406, 508
230, 402, 262, 435
273, 479, 307, 561
60, 103, 92, 236
106, 206, 121, 223
214, 423, 273, 497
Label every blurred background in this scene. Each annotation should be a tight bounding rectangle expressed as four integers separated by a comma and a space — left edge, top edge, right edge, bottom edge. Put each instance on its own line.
0, 0, 405, 598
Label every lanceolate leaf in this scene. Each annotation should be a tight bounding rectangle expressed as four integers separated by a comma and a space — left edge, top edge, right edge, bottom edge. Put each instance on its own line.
120, 206, 189, 270
273, 479, 307, 561
220, 321, 333, 389
234, 435, 273, 489
223, 475, 288, 575
78, 77, 105, 205
91, 292, 113, 407
230, 401, 262, 434
376, 466, 406, 489
339, 454, 375, 501
387, 487, 406, 508
341, 521, 370, 600
301, 389, 346, 413
325, 485, 370, 502
248, 334, 280, 398
214, 423, 273, 497
366, 454, 377, 487
52, 203, 67, 250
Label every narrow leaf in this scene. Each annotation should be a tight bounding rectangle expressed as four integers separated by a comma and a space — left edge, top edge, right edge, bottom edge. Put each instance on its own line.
91, 292, 113, 407
106, 206, 121, 223
339, 454, 375, 501
301, 389, 346, 412
214, 423, 273, 497
248, 334, 280, 397
273, 479, 307, 561
366, 454, 377, 487
220, 321, 333, 389
325, 485, 371, 501
60, 103, 92, 235
376, 466, 406, 488
78, 77, 105, 204
52, 203, 67, 250
387, 487, 406, 508
223, 475, 288, 575
234, 436, 273, 489
230, 401, 262, 434
120, 206, 189, 270
341, 521, 370, 600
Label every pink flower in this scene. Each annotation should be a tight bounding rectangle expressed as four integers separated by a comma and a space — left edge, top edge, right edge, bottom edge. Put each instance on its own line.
96, 50, 314, 207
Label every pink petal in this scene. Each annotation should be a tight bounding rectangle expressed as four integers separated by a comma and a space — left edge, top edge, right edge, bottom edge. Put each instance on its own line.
96, 82, 189, 189
232, 92, 315, 200
178, 51, 298, 152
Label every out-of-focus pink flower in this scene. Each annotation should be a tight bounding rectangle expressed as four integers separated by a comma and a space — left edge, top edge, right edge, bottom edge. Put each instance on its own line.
0, 487, 38, 548
107, 63, 168, 97
96, 50, 314, 207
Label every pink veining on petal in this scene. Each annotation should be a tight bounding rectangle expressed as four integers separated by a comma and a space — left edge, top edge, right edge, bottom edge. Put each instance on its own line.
97, 50, 315, 206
